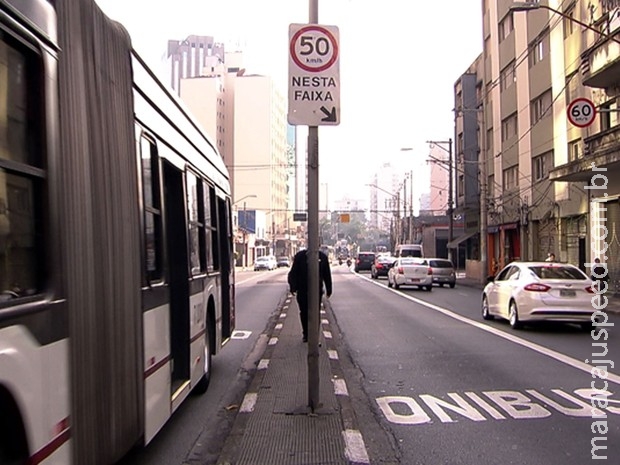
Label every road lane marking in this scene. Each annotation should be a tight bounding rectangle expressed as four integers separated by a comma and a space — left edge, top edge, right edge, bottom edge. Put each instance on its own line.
376, 387, 611, 425
342, 429, 370, 464
364, 276, 620, 385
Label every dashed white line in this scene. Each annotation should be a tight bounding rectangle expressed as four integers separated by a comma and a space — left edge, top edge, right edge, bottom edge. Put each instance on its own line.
275, 323, 283, 330
342, 429, 370, 464
240, 392, 257, 413
268, 337, 278, 345
257, 359, 270, 370
327, 349, 339, 360
333, 378, 349, 396
323, 331, 333, 339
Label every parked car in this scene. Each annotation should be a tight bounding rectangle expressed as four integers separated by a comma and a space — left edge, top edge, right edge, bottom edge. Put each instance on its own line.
427, 258, 456, 288
481, 261, 595, 330
394, 243, 424, 258
387, 257, 433, 291
254, 255, 277, 271
371, 255, 396, 279
354, 252, 376, 272
276, 256, 291, 267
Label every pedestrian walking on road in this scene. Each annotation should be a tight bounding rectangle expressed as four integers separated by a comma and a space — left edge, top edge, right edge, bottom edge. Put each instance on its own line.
591, 257, 609, 284
287, 249, 333, 342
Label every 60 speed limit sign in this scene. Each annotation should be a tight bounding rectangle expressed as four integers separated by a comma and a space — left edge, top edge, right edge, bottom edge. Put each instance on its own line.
567, 97, 597, 128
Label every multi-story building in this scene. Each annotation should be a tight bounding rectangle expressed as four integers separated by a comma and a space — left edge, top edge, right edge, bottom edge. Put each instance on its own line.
461, 0, 619, 290
170, 36, 293, 266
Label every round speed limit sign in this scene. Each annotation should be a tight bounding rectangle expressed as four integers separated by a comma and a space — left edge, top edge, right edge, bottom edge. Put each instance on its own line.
289, 25, 339, 73
567, 97, 597, 128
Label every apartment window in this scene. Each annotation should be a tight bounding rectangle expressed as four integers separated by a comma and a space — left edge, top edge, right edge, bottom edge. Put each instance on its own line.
565, 72, 579, 104
600, 99, 619, 131
532, 151, 552, 182
563, 5, 575, 39
500, 61, 515, 91
499, 14, 514, 42
484, 37, 491, 60
458, 174, 465, 197
486, 128, 494, 157
503, 165, 519, 190
568, 139, 581, 162
531, 89, 552, 123
528, 31, 548, 67
501, 113, 518, 141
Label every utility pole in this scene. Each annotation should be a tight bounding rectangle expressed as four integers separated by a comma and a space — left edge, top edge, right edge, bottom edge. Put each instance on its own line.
306, 0, 320, 413
448, 138, 453, 262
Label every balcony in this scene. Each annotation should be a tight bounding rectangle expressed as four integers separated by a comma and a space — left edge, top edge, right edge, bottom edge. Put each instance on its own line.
580, 12, 620, 90
549, 125, 620, 182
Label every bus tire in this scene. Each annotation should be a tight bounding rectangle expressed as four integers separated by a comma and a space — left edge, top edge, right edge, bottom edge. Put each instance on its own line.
0, 387, 29, 465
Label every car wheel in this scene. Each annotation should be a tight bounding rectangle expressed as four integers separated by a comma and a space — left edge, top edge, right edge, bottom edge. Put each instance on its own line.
509, 301, 522, 329
482, 295, 493, 320
449, 282, 456, 289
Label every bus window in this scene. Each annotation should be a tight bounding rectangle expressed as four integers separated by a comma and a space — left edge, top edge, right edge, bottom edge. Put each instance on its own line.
140, 136, 163, 283
0, 36, 44, 301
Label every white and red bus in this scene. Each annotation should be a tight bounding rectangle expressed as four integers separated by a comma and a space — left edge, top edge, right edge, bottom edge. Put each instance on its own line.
0, 0, 235, 463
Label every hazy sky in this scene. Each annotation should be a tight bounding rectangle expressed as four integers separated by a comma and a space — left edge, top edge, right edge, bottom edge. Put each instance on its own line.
95, 0, 483, 208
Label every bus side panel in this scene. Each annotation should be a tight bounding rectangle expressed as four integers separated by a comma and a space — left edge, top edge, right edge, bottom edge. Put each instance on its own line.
0, 327, 70, 464
57, 0, 143, 462
189, 286, 208, 388
143, 305, 171, 444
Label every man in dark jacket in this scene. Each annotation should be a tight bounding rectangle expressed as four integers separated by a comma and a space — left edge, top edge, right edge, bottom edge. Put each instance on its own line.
288, 249, 333, 342
591, 258, 609, 284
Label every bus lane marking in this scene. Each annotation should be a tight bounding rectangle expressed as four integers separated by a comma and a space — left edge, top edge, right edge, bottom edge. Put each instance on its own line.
376, 386, 618, 425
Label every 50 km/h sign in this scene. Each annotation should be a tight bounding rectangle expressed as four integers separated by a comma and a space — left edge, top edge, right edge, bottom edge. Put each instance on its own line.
567, 97, 597, 128
288, 23, 340, 126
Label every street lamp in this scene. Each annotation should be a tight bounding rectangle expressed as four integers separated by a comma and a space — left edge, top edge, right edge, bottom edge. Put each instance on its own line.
234, 194, 257, 269
426, 139, 454, 261
509, 2, 620, 46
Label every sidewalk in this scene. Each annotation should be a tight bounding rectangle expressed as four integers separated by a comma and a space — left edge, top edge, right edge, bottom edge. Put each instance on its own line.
215, 294, 370, 465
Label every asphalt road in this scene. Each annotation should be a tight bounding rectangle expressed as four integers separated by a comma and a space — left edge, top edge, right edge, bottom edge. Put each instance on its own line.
329, 264, 620, 464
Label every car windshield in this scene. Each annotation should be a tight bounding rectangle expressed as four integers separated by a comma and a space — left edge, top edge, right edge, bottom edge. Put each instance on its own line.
430, 260, 453, 268
401, 258, 426, 265
528, 265, 587, 280
257, 257, 269, 262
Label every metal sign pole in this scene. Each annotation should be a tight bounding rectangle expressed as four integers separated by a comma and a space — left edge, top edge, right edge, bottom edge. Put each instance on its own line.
307, 0, 320, 413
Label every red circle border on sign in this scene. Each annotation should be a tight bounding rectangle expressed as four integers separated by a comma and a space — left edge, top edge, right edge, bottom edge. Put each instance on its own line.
567, 97, 597, 128
290, 25, 339, 73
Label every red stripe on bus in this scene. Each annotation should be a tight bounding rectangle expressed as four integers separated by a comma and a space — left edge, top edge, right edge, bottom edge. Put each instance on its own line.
190, 328, 206, 344
28, 426, 71, 465
144, 355, 171, 379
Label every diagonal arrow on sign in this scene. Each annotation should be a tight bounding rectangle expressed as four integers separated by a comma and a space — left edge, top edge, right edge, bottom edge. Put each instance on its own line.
320, 106, 337, 122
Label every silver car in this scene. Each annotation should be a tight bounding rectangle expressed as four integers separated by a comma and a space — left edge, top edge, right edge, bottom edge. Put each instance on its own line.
387, 257, 433, 291
481, 261, 595, 330
428, 258, 456, 288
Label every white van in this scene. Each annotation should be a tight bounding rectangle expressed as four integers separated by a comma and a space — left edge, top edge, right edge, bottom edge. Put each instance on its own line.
395, 244, 424, 258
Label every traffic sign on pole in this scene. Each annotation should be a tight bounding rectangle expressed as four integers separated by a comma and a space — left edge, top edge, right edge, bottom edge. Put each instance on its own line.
288, 23, 340, 126
567, 97, 596, 128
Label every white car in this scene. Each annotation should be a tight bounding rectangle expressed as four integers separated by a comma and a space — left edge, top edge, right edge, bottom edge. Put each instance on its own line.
481, 261, 596, 330
387, 257, 433, 291
254, 255, 277, 271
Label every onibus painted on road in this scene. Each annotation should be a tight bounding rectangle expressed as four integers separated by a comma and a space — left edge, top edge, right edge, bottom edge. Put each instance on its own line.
0, 0, 235, 463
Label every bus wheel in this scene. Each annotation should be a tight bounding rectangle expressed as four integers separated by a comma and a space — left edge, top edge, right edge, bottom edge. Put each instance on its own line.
193, 322, 212, 394
0, 388, 29, 464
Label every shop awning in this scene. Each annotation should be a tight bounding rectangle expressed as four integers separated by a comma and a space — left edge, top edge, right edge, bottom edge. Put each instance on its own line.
447, 230, 478, 249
